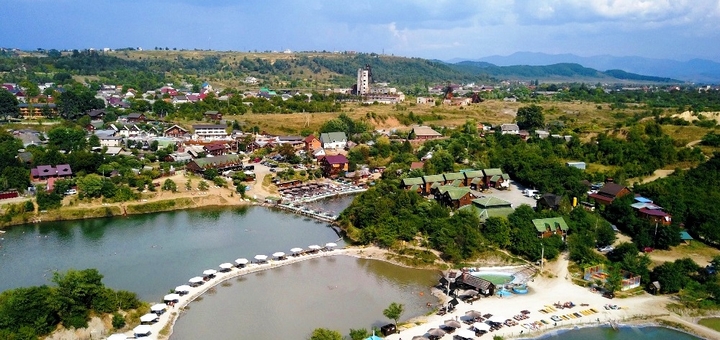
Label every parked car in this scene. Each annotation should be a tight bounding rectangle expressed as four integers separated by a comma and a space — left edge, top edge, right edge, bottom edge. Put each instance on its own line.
602, 292, 615, 299
64, 189, 77, 195
643, 247, 654, 253
598, 246, 614, 253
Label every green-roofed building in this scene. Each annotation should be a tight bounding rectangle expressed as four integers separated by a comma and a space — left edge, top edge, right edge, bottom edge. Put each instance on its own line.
483, 168, 510, 189
443, 172, 465, 185
458, 195, 515, 222
186, 154, 243, 174
462, 170, 485, 187
532, 217, 569, 239
422, 174, 446, 194
402, 177, 424, 193
435, 186, 474, 209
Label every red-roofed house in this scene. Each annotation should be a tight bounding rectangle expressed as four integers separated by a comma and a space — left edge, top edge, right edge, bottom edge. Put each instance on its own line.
589, 182, 631, 205
638, 208, 672, 225
30, 164, 73, 182
304, 135, 321, 151
204, 143, 229, 156
320, 154, 349, 178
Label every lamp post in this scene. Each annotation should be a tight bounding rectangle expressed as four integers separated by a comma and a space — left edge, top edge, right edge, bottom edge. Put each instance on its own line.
540, 243, 544, 272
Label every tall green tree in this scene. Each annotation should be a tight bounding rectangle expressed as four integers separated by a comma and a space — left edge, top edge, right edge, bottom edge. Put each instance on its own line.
309, 328, 342, 340
0, 89, 20, 120
383, 302, 404, 328
516, 104, 545, 131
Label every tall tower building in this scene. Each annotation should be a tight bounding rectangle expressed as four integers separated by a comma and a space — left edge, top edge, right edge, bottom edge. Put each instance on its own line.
356, 64, 371, 95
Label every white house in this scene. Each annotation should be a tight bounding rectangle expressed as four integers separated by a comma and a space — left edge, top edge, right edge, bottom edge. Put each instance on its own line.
99, 136, 123, 147
500, 123, 520, 135
319, 132, 347, 150
192, 124, 228, 140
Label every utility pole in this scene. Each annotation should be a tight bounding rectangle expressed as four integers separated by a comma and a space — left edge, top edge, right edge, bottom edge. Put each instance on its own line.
541, 243, 544, 272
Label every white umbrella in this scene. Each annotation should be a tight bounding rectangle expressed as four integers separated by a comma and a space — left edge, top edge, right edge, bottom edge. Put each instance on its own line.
254, 254, 268, 261
203, 269, 218, 276
456, 328, 477, 339
189, 277, 204, 284
140, 313, 158, 323
473, 322, 491, 331
489, 315, 506, 323
273, 252, 285, 258
235, 258, 249, 265
219, 263, 233, 270
290, 247, 304, 253
107, 334, 128, 340
325, 242, 337, 248
133, 325, 152, 336
308, 245, 321, 250
163, 293, 180, 302
150, 303, 167, 313
175, 285, 191, 293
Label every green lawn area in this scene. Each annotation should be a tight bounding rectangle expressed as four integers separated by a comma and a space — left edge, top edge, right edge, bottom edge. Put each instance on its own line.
698, 317, 720, 332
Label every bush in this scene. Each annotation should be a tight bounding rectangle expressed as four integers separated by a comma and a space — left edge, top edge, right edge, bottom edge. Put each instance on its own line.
112, 312, 126, 329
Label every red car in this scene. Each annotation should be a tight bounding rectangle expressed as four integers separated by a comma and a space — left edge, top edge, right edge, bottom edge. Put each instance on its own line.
643, 247, 654, 253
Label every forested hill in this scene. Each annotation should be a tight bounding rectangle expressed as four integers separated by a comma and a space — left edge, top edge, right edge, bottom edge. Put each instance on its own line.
450, 61, 680, 83
0, 50, 680, 92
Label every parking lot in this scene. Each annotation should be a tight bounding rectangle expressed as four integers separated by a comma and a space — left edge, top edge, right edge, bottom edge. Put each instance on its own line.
480, 181, 539, 208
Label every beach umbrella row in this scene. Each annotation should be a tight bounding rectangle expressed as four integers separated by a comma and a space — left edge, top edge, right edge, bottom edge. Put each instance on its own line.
140, 313, 159, 323
133, 325, 152, 337
150, 303, 167, 314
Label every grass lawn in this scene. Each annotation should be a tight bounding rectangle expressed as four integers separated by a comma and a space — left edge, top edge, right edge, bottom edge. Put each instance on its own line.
698, 317, 720, 332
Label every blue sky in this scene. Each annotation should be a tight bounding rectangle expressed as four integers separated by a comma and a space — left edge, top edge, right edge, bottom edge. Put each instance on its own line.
2, 0, 719, 61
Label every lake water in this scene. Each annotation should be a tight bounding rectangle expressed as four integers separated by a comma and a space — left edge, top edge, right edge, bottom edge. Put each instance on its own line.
530, 325, 703, 340
171, 255, 439, 340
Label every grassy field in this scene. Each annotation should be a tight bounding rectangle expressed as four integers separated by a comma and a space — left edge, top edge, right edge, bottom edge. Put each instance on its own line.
698, 317, 720, 332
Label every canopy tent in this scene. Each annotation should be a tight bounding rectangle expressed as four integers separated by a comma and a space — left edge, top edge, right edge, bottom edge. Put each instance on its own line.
235, 258, 249, 265
202, 269, 218, 276
140, 313, 159, 323
175, 285, 191, 294
107, 334, 128, 340
455, 328, 477, 339
150, 303, 167, 313
461, 289, 479, 296
290, 247, 304, 254
189, 277, 204, 285
272, 252, 286, 258
163, 293, 180, 302
473, 322, 491, 332
219, 263, 233, 270
488, 315, 506, 323
254, 254, 268, 261
133, 325, 152, 336
325, 242, 337, 248
308, 245, 322, 251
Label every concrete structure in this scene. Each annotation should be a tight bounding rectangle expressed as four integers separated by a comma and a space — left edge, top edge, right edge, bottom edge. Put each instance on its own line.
193, 124, 228, 140
356, 64, 371, 96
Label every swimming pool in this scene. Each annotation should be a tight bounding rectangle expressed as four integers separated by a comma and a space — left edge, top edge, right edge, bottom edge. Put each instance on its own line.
470, 272, 515, 285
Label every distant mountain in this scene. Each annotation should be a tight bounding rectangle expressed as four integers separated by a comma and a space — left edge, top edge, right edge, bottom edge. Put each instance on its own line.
447, 61, 679, 83
451, 52, 720, 83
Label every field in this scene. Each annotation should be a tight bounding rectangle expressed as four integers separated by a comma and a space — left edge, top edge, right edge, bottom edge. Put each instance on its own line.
698, 317, 720, 332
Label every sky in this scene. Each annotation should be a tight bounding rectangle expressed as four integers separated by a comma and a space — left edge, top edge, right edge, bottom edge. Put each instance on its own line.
1, 0, 720, 62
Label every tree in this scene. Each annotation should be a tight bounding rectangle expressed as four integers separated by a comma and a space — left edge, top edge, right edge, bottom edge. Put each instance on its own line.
309, 328, 342, 340
483, 217, 511, 247
236, 183, 247, 197
198, 180, 209, 191
185, 179, 192, 191
516, 104, 545, 131
153, 100, 175, 117
0, 89, 20, 120
77, 174, 105, 198
162, 179, 177, 192
383, 302, 404, 328
348, 328, 370, 340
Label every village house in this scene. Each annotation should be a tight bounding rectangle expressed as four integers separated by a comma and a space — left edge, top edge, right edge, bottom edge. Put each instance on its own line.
631, 197, 672, 226
320, 154, 349, 178
99, 135, 123, 147
500, 123, 520, 135
416, 97, 435, 105
204, 111, 222, 121
532, 217, 570, 240
401, 177, 424, 193
483, 168, 510, 189
458, 196, 515, 222
31, 164, 73, 182
462, 170, 485, 189
18, 103, 57, 118
193, 124, 228, 140
303, 135, 322, 152
536, 193, 563, 211
588, 182, 631, 206
412, 126, 442, 140
435, 186, 474, 209
185, 154, 243, 175
277, 136, 305, 150
319, 132, 347, 150
164, 124, 189, 138
203, 143, 229, 156
126, 112, 146, 122
443, 172, 465, 187
421, 174, 446, 195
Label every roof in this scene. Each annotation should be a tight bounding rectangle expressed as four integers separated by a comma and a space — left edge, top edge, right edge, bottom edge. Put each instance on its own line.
631, 202, 662, 210
539, 193, 562, 207
193, 124, 227, 129
204, 110, 219, 115
443, 172, 464, 181
410, 161, 424, 170
323, 154, 348, 164
472, 196, 512, 208
412, 126, 442, 137
164, 124, 188, 133
463, 170, 484, 179
532, 217, 569, 233
598, 182, 628, 197
303, 135, 318, 143
191, 154, 241, 168
680, 231, 694, 241
442, 186, 471, 200
483, 168, 503, 176
458, 273, 494, 291
127, 112, 144, 119
639, 208, 671, 217
402, 177, 424, 186
634, 196, 654, 203
278, 135, 303, 142
204, 144, 227, 151
501, 123, 519, 131
319, 132, 347, 144
422, 174, 445, 183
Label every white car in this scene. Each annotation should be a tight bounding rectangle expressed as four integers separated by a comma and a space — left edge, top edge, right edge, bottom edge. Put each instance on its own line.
64, 189, 77, 195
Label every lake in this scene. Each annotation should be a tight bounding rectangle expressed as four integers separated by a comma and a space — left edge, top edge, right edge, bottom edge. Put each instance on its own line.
530, 325, 703, 340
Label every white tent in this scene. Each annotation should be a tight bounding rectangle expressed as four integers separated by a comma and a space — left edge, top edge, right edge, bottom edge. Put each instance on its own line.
189, 277, 204, 284
489, 315, 506, 323
140, 313, 158, 323
235, 258, 249, 265
203, 269, 218, 276
107, 334, 128, 340
150, 303, 167, 313
272, 252, 285, 258
456, 328, 477, 339
175, 285, 191, 294
325, 242, 337, 248
254, 254, 268, 261
133, 325, 152, 336
163, 293, 180, 302
308, 245, 321, 250
473, 322, 491, 332
290, 247, 304, 253
219, 263, 233, 270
